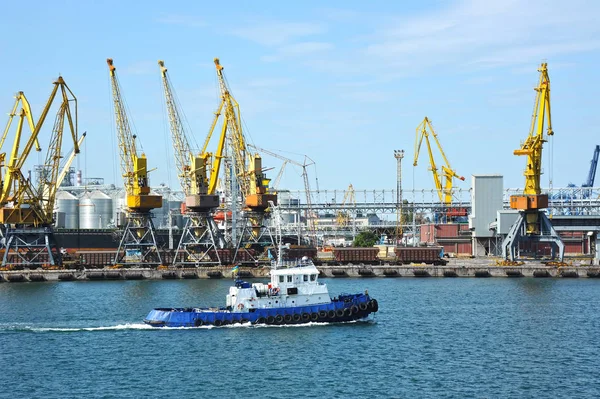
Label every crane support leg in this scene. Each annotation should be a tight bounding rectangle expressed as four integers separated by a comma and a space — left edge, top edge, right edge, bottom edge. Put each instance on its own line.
502, 211, 564, 262
1, 226, 60, 268
233, 212, 275, 264
114, 212, 162, 267
174, 212, 227, 266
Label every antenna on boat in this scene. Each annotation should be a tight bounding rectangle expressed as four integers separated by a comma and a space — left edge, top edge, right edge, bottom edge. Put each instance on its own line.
269, 201, 283, 269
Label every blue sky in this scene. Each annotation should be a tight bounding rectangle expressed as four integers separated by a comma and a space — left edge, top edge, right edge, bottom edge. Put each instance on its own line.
1, 0, 599, 194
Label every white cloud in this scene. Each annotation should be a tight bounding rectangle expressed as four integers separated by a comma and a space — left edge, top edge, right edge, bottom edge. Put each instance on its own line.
262, 41, 334, 62
231, 21, 326, 46
364, 0, 600, 71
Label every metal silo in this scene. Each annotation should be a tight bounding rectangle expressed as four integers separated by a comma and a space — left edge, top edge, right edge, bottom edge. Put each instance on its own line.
168, 199, 183, 229
112, 191, 127, 227
154, 191, 168, 228
55, 191, 79, 229
79, 190, 113, 229
277, 190, 300, 224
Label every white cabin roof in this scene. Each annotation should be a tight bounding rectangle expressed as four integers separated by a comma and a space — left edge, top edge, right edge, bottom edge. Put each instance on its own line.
270, 265, 319, 276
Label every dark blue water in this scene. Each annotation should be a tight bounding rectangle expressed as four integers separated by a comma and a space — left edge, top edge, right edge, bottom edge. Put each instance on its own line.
1, 278, 600, 398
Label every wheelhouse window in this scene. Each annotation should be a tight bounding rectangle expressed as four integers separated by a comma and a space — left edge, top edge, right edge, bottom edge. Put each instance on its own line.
310, 274, 316, 281
303, 275, 308, 282
287, 275, 292, 283
279, 276, 284, 283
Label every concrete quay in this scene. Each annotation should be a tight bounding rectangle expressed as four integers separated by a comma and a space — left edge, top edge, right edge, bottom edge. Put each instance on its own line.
0, 259, 599, 281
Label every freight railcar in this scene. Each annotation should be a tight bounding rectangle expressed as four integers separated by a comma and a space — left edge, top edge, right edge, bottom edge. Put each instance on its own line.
315, 246, 447, 265
395, 246, 447, 265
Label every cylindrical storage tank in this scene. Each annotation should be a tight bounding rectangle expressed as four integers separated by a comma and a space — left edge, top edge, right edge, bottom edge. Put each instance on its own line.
112, 193, 127, 227
54, 212, 66, 228
277, 190, 300, 224
168, 200, 183, 229
150, 191, 166, 228
79, 190, 113, 229
55, 191, 79, 229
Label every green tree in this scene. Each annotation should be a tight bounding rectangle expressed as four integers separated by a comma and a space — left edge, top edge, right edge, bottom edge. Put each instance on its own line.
353, 231, 379, 247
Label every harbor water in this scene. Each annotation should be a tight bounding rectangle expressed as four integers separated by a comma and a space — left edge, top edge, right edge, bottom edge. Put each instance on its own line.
1, 278, 599, 398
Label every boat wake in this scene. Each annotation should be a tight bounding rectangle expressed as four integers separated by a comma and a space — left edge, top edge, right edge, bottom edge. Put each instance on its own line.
0, 323, 156, 333
0, 319, 374, 333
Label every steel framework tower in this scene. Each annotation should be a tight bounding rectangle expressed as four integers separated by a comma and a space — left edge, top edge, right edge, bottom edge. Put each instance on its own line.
394, 150, 404, 243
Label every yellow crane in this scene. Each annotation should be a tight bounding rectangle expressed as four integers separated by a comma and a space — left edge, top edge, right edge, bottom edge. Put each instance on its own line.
502, 62, 564, 262
107, 58, 163, 267
414, 117, 465, 204
158, 60, 227, 265
0, 77, 80, 267
212, 58, 276, 212
211, 58, 276, 260
336, 184, 356, 227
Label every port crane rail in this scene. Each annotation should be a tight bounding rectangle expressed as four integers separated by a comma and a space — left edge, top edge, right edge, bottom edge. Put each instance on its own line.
502, 63, 564, 262
107, 58, 163, 267
0, 77, 81, 267
158, 60, 227, 265
212, 58, 277, 261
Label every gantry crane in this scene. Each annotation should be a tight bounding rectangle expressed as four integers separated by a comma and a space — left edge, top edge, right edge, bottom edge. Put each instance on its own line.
414, 117, 465, 204
502, 63, 564, 262
0, 77, 80, 267
211, 58, 277, 261
247, 144, 317, 246
158, 60, 227, 265
107, 58, 163, 267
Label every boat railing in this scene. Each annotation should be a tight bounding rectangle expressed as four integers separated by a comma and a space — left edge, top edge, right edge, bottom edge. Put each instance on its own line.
271, 258, 315, 268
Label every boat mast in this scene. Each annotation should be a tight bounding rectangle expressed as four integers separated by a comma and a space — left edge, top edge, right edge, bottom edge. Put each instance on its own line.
269, 200, 282, 268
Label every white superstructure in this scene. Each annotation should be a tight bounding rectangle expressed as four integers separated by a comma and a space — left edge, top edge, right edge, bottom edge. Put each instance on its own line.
226, 259, 331, 312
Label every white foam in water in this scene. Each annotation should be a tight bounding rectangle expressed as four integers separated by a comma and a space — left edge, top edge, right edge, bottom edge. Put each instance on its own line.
1, 319, 373, 332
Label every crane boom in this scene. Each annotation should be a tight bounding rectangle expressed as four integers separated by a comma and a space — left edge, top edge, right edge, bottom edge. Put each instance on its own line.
414, 117, 465, 204
582, 145, 600, 188
159, 59, 222, 211
107, 58, 161, 211
214, 58, 249, 198
158, 60, 194, 195
513, 62, 552, 197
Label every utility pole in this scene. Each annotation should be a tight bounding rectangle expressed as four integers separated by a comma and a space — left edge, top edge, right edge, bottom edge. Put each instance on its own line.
394, 150, 404, 245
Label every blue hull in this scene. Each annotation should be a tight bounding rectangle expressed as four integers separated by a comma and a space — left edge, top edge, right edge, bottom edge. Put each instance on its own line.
144, 293, 378, 327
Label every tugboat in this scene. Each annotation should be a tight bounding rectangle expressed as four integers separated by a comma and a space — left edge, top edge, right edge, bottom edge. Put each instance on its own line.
143, 204, 378, 327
